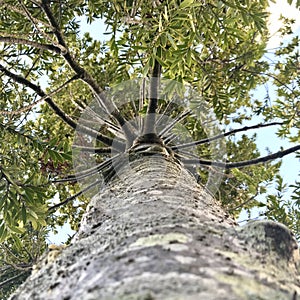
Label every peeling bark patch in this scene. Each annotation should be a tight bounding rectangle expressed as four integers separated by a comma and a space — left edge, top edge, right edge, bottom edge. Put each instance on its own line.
129, 233, 190, 249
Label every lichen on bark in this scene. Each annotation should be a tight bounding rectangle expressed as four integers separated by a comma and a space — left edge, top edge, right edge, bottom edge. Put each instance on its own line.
10, 155, 300, 300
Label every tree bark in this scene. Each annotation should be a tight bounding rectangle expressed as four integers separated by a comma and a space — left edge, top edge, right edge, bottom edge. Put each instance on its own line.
10, 155, 300, 300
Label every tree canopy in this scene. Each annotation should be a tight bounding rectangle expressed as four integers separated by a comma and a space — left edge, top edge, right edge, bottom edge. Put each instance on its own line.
0, 0, 299, 298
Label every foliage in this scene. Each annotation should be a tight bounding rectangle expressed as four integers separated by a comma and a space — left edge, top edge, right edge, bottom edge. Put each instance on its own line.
0, 0, 299, 295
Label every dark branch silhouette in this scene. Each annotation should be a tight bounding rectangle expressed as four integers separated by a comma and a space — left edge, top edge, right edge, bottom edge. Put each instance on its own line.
71, 145, 112, 154
174, 122, 284, 150
48, 179, 102, 211
143, 60, 161, 135
0, 74, 78, 115
52, 154, 121, 183
0, 36, 62, 54
182, 144, 300, 169
0, 271, 28, 289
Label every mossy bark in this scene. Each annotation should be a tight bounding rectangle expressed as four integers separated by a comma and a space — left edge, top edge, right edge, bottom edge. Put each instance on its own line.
10, 156, 300, 300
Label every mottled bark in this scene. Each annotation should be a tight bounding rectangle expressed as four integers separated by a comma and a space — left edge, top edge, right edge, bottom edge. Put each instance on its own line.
10, 155, 300, 300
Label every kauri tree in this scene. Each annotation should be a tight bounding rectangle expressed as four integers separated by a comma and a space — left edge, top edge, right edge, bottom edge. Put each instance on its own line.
0, 0, 299, 299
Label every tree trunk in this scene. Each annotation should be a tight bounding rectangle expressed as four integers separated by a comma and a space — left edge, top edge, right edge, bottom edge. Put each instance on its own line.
10, 156, 300, 300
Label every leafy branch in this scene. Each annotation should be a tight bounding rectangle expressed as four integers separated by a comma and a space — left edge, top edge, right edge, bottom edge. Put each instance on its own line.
0, 74, 79, 116
0, 63, 124, 149
39, 0, 136, 143
0, 271, 28, 289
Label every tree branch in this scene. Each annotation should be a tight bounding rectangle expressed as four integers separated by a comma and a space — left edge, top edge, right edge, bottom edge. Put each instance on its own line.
0, 63, 125, 149
143, 59, 161, 135
0, 74, 78, 116
52, 154, 120, 183
18, 0, 67, 54
71, 145, 112, 154
0, 271, 28, 289
182, 144, 300, 169
174, 122, 284, 150
244, 69, 299, 98
227, 191, 259, 212
48, 179, 102, 211
1, 1, 55, 30
39, 0, 136, 143
0, 36, 62, 54
159, 109, 191, 138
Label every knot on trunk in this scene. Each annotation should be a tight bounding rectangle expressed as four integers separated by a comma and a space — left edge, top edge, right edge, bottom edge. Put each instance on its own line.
238, 220, 299, 267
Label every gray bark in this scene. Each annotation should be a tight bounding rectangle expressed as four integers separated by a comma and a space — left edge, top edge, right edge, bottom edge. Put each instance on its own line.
10, 155, 300, 300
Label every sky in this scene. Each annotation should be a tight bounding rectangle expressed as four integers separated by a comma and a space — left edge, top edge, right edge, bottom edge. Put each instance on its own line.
268, 0, 300, 48
48, 0, 300, 243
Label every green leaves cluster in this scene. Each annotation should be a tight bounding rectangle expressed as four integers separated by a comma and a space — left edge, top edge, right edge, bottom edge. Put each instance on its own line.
103, 0, 270, 118
0, 122, 74, 243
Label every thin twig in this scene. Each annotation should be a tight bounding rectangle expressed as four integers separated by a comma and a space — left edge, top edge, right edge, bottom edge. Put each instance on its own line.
227, 192, 259, 212
0, 74, 79, 116
53, 155, 119, 183
1, 1, 54, 29
0, 271, 28, 289
0, 63, 124, 149
48, 179, 102, 211
18, 0, 67, 54
159, 109, 191, 138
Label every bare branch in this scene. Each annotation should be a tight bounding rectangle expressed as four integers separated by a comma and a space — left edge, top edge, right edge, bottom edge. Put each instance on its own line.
0, 36, 61, 54
182, 144, 300, 169
174, 122, 284, 150
48, 179, 102, 211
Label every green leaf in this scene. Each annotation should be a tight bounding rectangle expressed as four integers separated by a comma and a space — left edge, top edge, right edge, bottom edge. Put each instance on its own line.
0, 223, 8, 242
166, 33, 178, 50
179, 0, 194, 9
12, 234, 22, 250
8, 225, 25, 235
